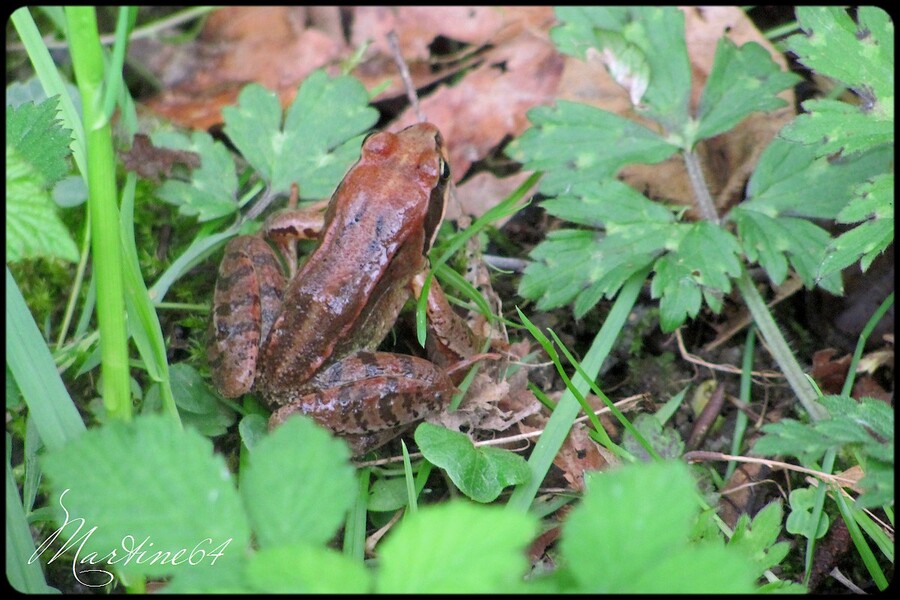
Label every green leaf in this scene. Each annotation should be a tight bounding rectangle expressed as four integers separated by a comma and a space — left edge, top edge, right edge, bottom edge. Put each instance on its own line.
752, 419, 838, 462
753, 395, 893, 506
246, 544, 372, 593
650, 222, 742, 332
376, 501, 537, 593
40, 415, 250, 579
728, 501, 792, 575
837, 173, 893, 222
6, 97, 72, 185
147, 363, 236, 437
240, 415, 356, 548
154, 130, 239, 221
541, 180, 676, 228
733, 209, 840, 293
743, 137, 892, 220
520, 225, 669, 316
781, 99, 892, 158
414, 423, 530, 503
818, 174, 894, 278
519, 180, 679, 316
237, 413, 268, 451
788, 7, 893, 118
551, 7, 691, 129
560, 461, 755, 592
367, 477, 409, 512
507, 101, 679, 195
6, 98, 79, 263
6, 147, 79, 263
785, 487, 829, 539
621, 413, 684, 460
819, 217, 893, 278
695, 39, 799, 142
222, 71, 379, 197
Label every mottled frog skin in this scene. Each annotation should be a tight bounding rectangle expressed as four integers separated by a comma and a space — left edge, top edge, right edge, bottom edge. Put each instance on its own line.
208, 123, 483, 454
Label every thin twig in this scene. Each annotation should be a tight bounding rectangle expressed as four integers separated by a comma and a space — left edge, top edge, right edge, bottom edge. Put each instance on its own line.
675, 328, 784, 380
683, 450, 858, 488
387, 30, 425, 123
353, 395, 643, 467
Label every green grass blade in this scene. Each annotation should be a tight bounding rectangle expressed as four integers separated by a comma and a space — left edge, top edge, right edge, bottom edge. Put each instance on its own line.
343, 467, 370, 561
726, 326, 756, 481
416, 172, 541, 346
506, 267, 649, 512
149, 228, 237, 302
101, 6, 137, 120
119, 174, 180, 423
841, 292, 893, 396
7, 268, 86, 449
547, 329, 657, 461
735, 266, 825, 420
6, 454, 54, 593
402, 441, 418, 514
832, 485, 888, 590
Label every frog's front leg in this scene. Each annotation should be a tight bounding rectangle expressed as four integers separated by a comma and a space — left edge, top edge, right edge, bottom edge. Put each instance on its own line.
268, 351, 457, 454
411, 272, 487, 367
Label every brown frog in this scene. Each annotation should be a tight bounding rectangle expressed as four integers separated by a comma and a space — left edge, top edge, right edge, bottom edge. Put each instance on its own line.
207, 123, 485, 454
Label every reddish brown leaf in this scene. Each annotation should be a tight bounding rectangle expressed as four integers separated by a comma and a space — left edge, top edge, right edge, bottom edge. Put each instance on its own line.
120, 133, 200, 183
141, 7, 347, 129
393, 30, 563, 180
553, 423, 611, 491
452, 171, 534, 222
811, 348, 852, 395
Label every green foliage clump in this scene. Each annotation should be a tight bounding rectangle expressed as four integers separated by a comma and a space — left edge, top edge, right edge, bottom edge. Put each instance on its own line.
38, 415, 784, 593
511, 6, 893, 332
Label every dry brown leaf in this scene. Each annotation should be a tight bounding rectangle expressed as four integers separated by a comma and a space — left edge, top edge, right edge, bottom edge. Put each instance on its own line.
431, 342, 542, 436
718, 461, 773, 529
553, 423, 612, 491
393, 29, 563, 180
811, 348, 852, 395
452, 171, 534, 222
851, 376, 892, 403
120, 133, 200, 183
856, 347, 894, 375
141, 7, 348, 129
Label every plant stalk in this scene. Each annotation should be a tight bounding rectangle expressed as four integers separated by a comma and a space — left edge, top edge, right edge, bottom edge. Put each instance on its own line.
683, 150, 720, 224
735, 268, 825, 420
66, 7, 132, 421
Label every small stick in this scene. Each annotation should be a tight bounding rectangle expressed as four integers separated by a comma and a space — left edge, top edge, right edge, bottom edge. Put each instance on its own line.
387, 30, 425, 123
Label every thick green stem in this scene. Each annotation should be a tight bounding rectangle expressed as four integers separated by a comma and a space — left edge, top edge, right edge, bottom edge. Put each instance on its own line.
682, 142, 823, 421
66, 7, 132, 421
735, 267, 825, 420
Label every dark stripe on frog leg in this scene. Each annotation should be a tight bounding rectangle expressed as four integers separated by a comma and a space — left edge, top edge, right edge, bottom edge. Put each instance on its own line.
375, 379, 403, 429
356, 350, 379, 379
215, 264, 255, 291
215, 318, 260, 338
258, 282, 283, 301
214, 291, 260, 315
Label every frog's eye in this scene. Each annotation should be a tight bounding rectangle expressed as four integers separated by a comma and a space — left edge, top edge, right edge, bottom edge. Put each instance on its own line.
438, 157, 450, 182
